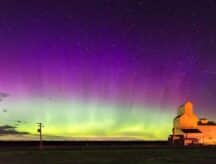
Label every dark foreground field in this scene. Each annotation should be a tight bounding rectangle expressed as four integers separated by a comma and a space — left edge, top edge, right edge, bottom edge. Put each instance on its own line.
0, 142, 215, 164
0, 147, 216, 164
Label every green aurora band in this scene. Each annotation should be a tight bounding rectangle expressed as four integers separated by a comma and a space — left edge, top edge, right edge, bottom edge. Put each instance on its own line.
1, 97, 174, 140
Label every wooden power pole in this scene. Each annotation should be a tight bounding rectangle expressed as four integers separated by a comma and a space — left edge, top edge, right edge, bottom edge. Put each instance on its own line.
37, 122, 43, 150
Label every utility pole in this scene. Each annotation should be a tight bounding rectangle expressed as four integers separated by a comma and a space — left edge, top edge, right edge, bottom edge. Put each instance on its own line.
37, 122, 43, 150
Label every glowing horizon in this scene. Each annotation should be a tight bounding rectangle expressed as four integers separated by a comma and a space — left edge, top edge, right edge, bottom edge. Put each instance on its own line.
1, 97, 173, 140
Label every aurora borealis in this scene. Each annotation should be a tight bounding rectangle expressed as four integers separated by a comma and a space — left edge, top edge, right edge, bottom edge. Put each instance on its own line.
0, 1, 216, 140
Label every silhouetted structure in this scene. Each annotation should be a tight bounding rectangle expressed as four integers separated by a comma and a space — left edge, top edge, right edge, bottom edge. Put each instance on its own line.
37, 123, 43, 149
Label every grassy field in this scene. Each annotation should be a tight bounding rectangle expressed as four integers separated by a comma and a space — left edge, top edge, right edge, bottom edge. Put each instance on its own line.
0, 147, 215, 164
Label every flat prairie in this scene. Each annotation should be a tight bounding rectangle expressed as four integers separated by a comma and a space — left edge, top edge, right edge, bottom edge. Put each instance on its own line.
0, 146, 215, 164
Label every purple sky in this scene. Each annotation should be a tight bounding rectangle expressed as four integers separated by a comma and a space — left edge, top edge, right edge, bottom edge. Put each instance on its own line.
0, 0, 215, 139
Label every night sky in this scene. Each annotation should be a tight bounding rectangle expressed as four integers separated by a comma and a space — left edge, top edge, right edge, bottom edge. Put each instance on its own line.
0, 0, 216, 140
